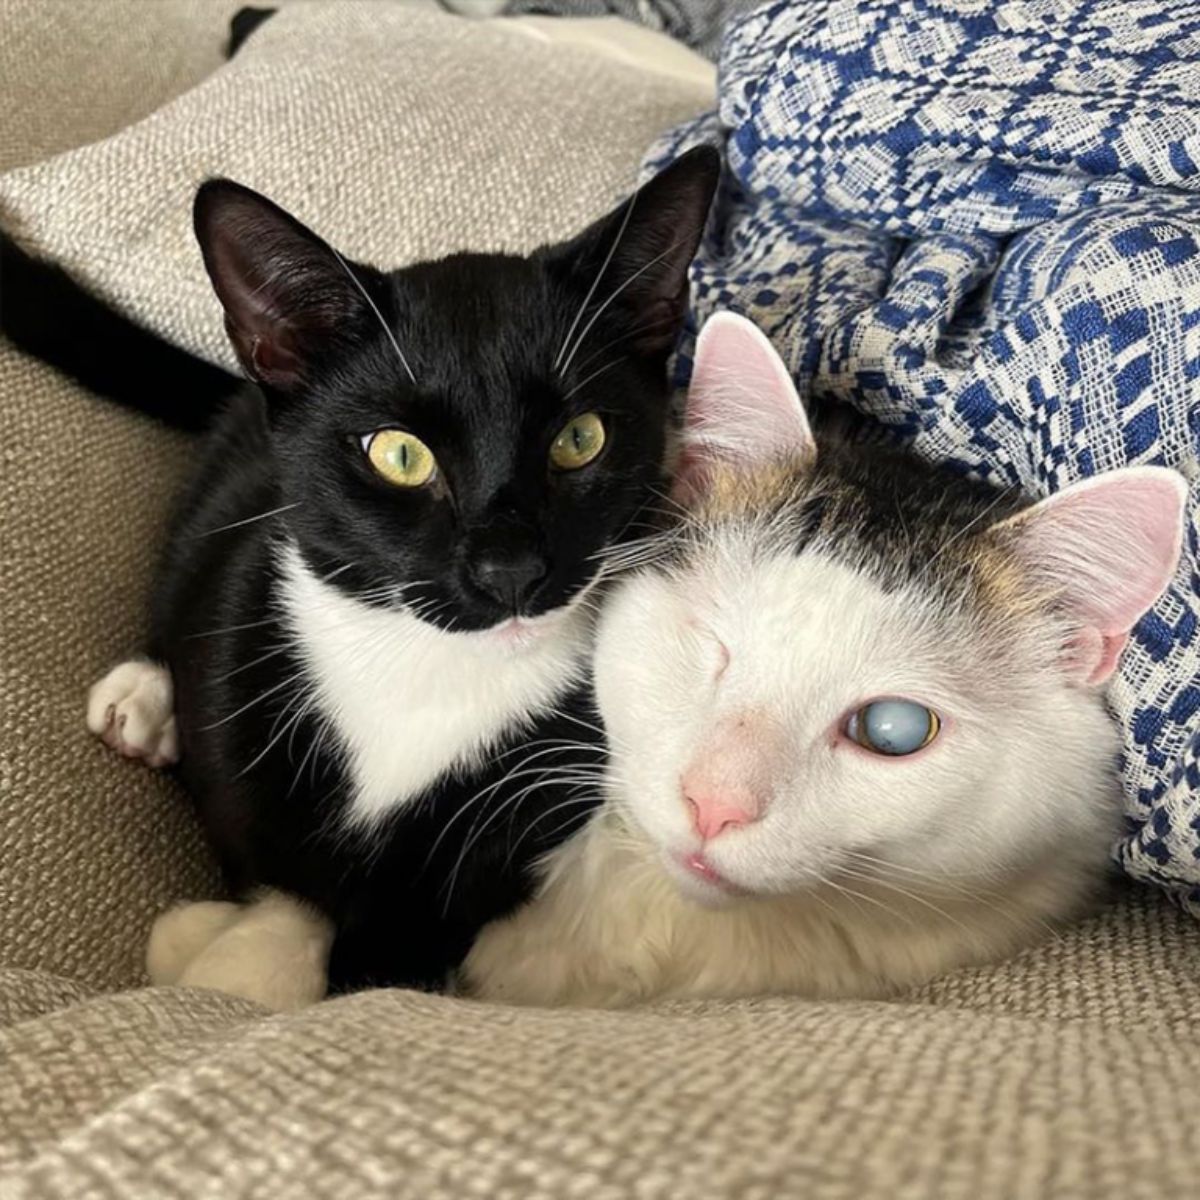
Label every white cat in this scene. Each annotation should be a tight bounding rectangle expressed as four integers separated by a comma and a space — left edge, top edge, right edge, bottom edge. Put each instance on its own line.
463, 312, 1187, 1008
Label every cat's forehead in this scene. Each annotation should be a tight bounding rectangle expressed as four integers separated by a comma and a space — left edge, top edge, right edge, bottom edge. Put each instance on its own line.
656, 535, 1015, 721
688, 445, 1031, 619
390, 254, 570, 372
684, 530, 942, 655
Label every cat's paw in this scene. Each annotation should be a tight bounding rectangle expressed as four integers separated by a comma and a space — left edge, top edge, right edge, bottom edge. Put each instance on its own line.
86, 659, 179, 767
147, 901, 243, 985
170, 892, 333, 1012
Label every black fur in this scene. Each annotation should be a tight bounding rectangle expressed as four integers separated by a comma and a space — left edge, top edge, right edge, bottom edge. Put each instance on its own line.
0, 231, 239, 428
228, 7, 276, 57
146, 148, 719, 991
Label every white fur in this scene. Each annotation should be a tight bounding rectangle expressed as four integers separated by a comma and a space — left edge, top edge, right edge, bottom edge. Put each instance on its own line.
276, 543, 593, 826
465, 534, 1122, 1007
146, 900, 243, 983
148, 893, 332, 1012
86, 659, 179, 767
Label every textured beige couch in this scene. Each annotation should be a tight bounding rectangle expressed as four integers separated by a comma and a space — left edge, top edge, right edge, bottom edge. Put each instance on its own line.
3, 3, 1200, 1196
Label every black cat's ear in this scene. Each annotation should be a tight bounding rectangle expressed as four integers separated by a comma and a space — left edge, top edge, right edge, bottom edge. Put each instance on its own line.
193, 179, 371, 393
547, 145, 720, 365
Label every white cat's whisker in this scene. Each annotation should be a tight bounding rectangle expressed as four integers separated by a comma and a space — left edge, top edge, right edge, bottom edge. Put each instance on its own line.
836, 868, 975, 938
841, 850, 1006, 901
823, 878, 918, 928
924, 483, 1020, 568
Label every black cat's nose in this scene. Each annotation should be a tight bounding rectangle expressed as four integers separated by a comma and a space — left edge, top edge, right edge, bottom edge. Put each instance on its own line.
469, 550, 548, 612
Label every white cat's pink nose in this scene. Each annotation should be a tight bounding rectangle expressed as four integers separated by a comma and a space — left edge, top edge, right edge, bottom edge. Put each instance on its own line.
684, 787, 762, 841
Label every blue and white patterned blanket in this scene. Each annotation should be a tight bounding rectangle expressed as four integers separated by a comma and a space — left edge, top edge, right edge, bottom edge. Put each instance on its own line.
645, 0, 1200, 912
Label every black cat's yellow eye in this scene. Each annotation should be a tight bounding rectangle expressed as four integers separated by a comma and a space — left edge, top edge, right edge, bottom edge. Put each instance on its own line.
550, 412, 606, 471
363, 430, 437, 488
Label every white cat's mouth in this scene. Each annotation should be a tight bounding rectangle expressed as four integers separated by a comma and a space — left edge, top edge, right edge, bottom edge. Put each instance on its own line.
665, 850, 744, 903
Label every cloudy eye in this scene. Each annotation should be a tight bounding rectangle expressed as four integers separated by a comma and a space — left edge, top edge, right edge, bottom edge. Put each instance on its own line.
845, 699, 940, 757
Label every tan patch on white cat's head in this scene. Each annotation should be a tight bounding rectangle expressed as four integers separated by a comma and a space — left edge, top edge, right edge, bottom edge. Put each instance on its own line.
694, 460, 811, 522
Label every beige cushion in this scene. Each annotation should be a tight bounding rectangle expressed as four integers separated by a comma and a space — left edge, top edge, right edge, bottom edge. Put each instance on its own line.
0, 0, 233, 174
2, 890, 1199, 1197
0, 341, 222, 992
0, 2, 714, 374
0, 0, 230, 996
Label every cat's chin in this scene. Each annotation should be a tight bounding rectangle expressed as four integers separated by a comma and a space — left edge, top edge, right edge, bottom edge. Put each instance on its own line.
663, 851, 746, 907
480, 609, 570, 650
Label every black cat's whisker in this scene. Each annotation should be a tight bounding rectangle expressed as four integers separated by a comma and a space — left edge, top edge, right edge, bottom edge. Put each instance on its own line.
183, 615, 281, 641
349, 577, 433, 605
455, 761, 606, 838
214, 643, 291, 683
558, 358, 623, 403
591, 542, 675, 578
502, 792, 603, 869
420, 745, 593, 871
236, 685, 317, 780
442, 767, 594, 911
194, 502, 301, 538
493, 734, 602, 760
286, 692, 320, 764
589, 529, 675, 566
198, 670, 306, 731
554, 192, 639, 374
289, 734, 321, 799
543, 706, 607, 739
422, 745, 602, 887
326, 244, 417, 386
418, 767, 543, 869
319, 562, 357, 585
412, 599, 455, 626
558, 240, 683, 377
262, 677, 314, 746
570, 313, 676, 376
594, 542, 673, 570
293, 716, 336, 797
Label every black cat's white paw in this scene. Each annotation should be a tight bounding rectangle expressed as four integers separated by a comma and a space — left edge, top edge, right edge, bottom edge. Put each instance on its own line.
86, 659, 179, 767
147, 894, 332, 1012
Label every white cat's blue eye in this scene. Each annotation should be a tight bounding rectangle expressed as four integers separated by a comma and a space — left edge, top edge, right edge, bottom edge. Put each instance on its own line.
845, 699, 940, 757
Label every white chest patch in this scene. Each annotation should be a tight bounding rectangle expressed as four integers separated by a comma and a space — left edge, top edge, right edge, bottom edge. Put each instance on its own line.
277, 545, 591, 827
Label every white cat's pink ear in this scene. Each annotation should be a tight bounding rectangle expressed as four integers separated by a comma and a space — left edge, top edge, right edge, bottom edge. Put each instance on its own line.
993, 467, 1187, 685
673, 312, 815, 503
